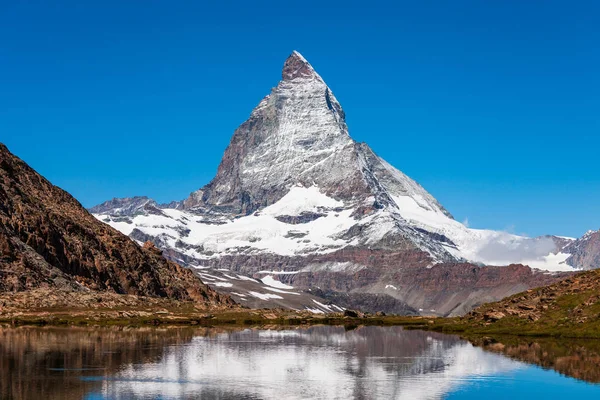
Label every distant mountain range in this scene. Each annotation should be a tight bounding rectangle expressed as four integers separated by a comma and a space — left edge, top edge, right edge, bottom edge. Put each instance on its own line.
90, 52, 598, 315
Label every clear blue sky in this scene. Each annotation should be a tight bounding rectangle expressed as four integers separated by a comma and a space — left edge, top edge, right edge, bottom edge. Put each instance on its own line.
1, 1, 598, 238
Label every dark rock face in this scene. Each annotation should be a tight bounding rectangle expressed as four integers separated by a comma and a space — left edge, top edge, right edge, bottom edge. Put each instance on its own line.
316, 290, 418, 316
196, 247, 571, 316
282, 51, 318, 81
546, 235, 575, 252
275, 212, 325, 224
0, 143, 233, 307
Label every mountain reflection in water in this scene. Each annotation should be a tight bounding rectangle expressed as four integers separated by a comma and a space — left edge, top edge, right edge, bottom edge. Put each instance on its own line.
0, 325, 599, 399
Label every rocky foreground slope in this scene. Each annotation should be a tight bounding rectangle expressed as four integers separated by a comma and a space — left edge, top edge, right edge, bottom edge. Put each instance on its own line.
91, 51, 588, 315
455, 267, 600, 337
0, 143, 233, 308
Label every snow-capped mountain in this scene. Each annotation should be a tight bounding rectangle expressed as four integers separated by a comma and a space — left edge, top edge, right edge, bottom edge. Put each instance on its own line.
92, 51, 585, 315
563, 230, 600, 270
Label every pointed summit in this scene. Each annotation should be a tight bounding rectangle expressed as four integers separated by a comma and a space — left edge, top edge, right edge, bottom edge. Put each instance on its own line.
282, 50, 320, 81
183, 51, 450, 222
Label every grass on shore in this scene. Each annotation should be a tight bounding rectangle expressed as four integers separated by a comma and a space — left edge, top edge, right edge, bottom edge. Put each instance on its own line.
3, 308, 600, 339
0, 305, 431, 329
3, 293, 600, 339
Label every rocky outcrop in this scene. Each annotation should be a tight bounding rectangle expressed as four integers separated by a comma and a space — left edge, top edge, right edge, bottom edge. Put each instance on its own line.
0, 143, 233, 307
275, 211, 326, 224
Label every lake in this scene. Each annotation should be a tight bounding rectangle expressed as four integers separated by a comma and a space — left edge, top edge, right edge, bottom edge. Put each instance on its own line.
1, 325, 599, 399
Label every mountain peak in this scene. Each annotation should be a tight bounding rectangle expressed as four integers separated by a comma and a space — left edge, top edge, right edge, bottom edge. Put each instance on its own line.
282, 50, 320, 81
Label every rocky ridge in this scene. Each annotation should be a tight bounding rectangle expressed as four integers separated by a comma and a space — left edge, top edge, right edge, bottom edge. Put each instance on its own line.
0, 143, 233, 308
460, 267, 600, 336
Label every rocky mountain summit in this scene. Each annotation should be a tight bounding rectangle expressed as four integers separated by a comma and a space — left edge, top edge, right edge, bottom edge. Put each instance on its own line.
179, 51, 457, 262
92, 51, 594, 315
0, 143, 233, 308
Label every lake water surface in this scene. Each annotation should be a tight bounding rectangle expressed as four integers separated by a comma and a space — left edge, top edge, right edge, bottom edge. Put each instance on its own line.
1, 325, 599, 399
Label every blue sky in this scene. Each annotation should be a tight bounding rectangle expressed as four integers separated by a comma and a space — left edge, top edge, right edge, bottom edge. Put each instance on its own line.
1, 1, 598, 238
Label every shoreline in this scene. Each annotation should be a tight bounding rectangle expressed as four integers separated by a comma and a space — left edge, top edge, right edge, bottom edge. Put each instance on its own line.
2, 289, 599, 338
3, 307, 599, 339
0, 307, 431, 329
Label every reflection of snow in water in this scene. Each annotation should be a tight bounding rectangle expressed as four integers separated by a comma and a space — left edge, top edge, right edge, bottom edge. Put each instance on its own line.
97, 326, 522, 399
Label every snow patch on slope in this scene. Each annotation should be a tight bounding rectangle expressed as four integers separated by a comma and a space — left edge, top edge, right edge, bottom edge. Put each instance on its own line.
261, 275, 294, 289
96, 183, 577, 272
248, 292, 283, 301
389, 194, 575, 271
96, 186, 358, 258
262, 185, 342, 216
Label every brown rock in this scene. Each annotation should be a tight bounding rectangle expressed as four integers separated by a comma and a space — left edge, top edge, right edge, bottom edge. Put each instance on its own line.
483, 311, 506, 322
528, 314, 540, 322
0, 143, 235, 308
143, 241, 163, 256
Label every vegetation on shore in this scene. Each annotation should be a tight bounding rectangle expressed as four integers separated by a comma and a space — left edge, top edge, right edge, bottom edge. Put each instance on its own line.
0, 288, 427, 328
422, 269, 600, 339
3, 268, 600, 340
0, 309, 429, 329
